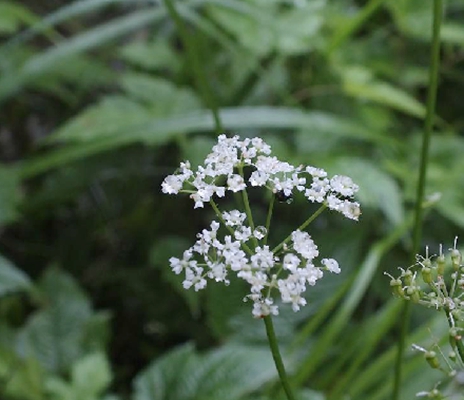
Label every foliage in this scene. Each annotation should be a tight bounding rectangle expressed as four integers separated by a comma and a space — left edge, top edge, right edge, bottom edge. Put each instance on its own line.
1, 0, 464, 399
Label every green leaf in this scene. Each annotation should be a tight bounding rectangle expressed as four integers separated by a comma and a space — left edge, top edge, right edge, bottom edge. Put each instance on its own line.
120, 73, 201, 112
0, 166, 22, 225
119, 39, 180, 71
133, 343, 277, 400
71, 352, 112, 398
0, 255, 31, 297
19, 106, 387, 178
3, 356, 46, 400
341, 66, 425, 118
207, 0, 325, 56
133, 343, 198, 400
16, 268, 93, 372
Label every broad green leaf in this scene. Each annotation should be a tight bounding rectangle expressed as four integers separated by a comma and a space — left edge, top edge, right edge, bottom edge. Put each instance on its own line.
207, 0, 325, 56
133, 343, 277, 400
133, 343, 198, 400
20, 106, 387, 178
3, 356, 46, 400
0, 255, 31, 297
48, 106, 382, 144
16, 268, 93, 372
71, 352, 112, 397
0, 166, 22, 225
341, 66, 425, 118
192, 345, 276, 400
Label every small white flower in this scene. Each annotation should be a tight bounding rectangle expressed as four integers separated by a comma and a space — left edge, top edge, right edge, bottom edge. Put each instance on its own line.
322, 258, 341, 274
292, 230, 319, 261
227, 174, 246, 192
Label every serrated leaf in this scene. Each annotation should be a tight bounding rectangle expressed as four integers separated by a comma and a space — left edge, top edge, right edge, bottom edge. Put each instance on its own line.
16, 268, 93, 372
0, 255, 31, 297
191, 344, 276, 400
207, 0, 325, 56
133, 343, 277, 400
133, 343, 198, 400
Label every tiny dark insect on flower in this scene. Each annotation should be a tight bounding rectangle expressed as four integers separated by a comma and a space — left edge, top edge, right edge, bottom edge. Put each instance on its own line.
275, 190, 293, 204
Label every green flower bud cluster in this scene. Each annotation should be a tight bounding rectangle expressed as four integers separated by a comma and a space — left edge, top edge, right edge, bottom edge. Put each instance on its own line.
386, 238, 464, 321
387, 238, 464, 398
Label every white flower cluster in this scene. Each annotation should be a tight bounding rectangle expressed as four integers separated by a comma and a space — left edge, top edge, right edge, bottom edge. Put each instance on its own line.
162, 134, 360, 317
161, 134, 361, 220
169, 210, 341, 317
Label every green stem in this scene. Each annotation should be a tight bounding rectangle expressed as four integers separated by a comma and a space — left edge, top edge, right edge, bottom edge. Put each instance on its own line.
263, 195, 275, 246
238, 165, 258, 248
393, 1, 443, 399
163, 0, 223, 133
263, 315, 296, 400
272, 204, 327, 254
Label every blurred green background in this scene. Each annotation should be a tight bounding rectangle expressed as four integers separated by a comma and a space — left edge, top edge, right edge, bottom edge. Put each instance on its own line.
1, 0, 464, 399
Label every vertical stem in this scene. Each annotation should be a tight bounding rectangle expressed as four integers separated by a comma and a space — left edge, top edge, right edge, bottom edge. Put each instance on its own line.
263, 315, 296, 400
393, 1, 443, 399
163, 0, 223, 133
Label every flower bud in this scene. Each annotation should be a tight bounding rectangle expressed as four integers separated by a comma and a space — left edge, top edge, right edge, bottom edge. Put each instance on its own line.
451, 248, 462, 271
389, 278, 404, 297
403, 269, 414, 286
406, 286, 420, 303
436, 252, 446, 275
421, 266, 433, 284
425, 350, 440, 369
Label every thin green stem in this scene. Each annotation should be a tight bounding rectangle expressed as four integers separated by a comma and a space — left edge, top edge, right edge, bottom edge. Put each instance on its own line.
263, 195, 275, 246
238, 165, 258, 248
163, 0, 223, 133
272, 204, 327, 254
393, 1, 443, 399
263, 315, 296, 400
445, 310, 464, 365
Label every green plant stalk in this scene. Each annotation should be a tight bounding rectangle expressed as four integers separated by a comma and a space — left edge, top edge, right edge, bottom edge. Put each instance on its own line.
393, 1, 443, 399
163, 0, 223, 133
263, 315, 296, 400
264, 195, 275, 246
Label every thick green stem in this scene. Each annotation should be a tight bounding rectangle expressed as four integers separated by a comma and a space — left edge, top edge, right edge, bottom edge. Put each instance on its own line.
163, 0, 223, 133
263, 315, 296, 400
393, 1, 443, 399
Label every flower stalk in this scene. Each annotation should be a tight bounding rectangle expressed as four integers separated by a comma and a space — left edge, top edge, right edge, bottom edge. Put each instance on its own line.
393, 1, 444, 399
264, 315, 296, 400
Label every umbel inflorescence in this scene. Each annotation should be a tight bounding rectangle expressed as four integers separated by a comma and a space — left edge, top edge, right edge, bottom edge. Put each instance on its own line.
162, 134, 361, 317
